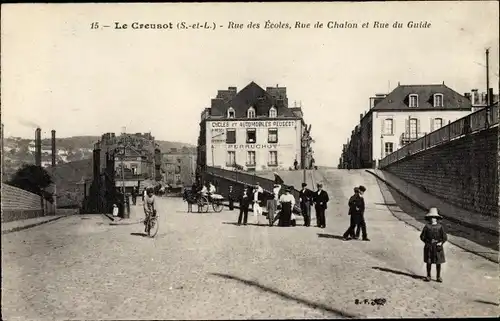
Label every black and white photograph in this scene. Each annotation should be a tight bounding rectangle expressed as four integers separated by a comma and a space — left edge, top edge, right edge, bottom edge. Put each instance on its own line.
1, 2, 499, 319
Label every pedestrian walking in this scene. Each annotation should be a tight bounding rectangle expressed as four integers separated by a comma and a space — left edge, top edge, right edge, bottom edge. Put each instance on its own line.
278, 186, 295, 227
354, 185, 369, 241
313, 183, 329, 228
237, 186, 251, 226
131, 188, 137, 205
252, 184, 264, 225
420, 207, 448, 282
228, 186, 235, 211
267, 183, 281, 226
343, 187, 363, 240
299, 183, 313, 227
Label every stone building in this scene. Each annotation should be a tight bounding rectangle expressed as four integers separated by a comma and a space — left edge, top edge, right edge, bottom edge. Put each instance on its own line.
196, 82, 314, 173
161, 147, 196, 187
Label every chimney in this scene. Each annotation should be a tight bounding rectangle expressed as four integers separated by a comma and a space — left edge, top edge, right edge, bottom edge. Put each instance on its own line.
359, 113, 363, 121
35, 128, 42, 166
51, 130, 56, 167
471, 89, 478, 105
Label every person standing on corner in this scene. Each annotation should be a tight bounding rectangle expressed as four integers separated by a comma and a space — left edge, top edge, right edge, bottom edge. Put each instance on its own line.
420, 207, 447, 282
228, 185, 235, 211
354, 185, 369, 241
278, 186, 295, 227
313, 183, 329, 228
267, 183, 281, 226
299, 183, 313, 227
237, 186, 251, 226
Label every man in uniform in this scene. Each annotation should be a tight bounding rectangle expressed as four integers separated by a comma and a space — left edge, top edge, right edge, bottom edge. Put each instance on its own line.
299, 183, 313, 227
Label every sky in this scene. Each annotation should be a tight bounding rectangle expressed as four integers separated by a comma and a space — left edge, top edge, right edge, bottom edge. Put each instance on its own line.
2, 2, 499, 166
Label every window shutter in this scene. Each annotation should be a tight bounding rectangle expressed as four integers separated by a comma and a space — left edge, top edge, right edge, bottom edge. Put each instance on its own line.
381, 119, 385, 135
392, 120, 396, 135
417, 119, 421, 135
405, 118, 409, 135
430, 118, 434, 132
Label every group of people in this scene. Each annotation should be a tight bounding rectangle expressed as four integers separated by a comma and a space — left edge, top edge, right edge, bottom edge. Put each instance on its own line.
343, 185, 369, 241
229, 181, 330, 228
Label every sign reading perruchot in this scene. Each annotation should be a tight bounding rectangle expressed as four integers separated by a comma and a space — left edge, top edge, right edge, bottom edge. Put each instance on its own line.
210, 120, 296, 128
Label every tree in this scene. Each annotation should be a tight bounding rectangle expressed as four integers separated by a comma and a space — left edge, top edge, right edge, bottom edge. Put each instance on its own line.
8, 164, 53, 197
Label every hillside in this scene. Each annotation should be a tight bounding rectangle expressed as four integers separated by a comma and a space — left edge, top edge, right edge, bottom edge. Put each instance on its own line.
2, 135, 196, 181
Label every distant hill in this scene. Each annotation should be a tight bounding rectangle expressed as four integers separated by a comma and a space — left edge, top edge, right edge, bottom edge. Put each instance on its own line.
2, 135, 196, 181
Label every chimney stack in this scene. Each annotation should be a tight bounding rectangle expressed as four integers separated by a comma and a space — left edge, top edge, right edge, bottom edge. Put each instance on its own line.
35, 128, 42, 166
359, 113, 363, 121
51, 130, 56, 167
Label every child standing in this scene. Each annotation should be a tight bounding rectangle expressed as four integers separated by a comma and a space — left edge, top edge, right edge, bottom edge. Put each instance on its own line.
420, 207, 448, 282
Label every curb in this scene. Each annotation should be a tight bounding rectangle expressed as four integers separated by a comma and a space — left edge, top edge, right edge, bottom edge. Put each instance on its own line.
1, 215, 70, 235
366, 170, 498, 236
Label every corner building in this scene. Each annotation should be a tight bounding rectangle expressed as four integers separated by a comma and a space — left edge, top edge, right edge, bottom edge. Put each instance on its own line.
197, 82, 313, 172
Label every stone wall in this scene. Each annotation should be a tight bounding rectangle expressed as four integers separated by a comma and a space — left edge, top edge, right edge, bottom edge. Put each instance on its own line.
384, 126, 499, 216
1, 183, 55, 222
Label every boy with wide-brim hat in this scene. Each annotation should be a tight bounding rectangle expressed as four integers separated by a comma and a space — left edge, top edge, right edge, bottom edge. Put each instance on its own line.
420, 207, 448, 282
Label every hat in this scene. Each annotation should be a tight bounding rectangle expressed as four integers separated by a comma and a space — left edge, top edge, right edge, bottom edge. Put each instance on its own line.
354, 187, 360, 193
302, 183, 307, 187
317, 183, 323, 188
359, 185, 366, 192
425, 207, 442, 219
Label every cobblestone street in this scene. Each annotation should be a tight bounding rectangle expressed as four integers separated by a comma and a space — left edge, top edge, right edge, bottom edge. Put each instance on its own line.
2, 170, 499, 319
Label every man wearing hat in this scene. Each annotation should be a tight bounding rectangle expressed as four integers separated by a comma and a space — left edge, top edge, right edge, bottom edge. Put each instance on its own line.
313, 183, 329, 228
420, 207, 447, 282
343, 187, 362, 240
267, 183, 281, 226
299, 182, 313, 227
354, 185, 369, 241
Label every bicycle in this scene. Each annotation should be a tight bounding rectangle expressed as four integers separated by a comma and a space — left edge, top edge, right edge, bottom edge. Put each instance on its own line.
144, 209, 159, 238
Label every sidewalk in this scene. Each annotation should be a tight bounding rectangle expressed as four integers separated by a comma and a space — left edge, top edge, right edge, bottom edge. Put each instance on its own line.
1, 215, 70, 234
366, 169, 498, 236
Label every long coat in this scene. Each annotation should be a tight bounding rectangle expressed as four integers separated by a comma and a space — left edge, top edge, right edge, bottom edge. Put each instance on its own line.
420, 223, 447, 264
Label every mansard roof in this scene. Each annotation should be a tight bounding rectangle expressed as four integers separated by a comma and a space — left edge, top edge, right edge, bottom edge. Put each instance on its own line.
373, 84, 473, 111
210, 81, 296, 118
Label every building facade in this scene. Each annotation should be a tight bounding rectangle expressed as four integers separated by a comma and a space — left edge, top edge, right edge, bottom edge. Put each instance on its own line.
341, 84, 474, 169
162, 147, 196, 187
197, 82, 313, 173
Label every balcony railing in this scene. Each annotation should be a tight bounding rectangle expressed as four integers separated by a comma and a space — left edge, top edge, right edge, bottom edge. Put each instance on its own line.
379, 104, 498, 168
400, 132, 426, 146
115, 172, 149, 180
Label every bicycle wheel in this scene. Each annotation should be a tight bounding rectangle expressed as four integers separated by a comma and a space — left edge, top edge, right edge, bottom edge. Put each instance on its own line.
148, 213, 159, 238
212, 199, 224, 212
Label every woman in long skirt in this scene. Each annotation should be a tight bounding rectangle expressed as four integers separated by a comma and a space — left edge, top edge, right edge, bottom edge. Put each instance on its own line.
278, 186, 295, 227
420, 207, 448, 282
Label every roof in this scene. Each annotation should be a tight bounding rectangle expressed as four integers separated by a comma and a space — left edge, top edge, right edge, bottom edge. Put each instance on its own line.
209, 82, 297, 118
373, 84, 473, 111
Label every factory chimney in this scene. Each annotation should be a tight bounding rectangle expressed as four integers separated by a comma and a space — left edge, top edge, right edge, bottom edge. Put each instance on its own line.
35, 128, 42, 166
51, 130, 56, 167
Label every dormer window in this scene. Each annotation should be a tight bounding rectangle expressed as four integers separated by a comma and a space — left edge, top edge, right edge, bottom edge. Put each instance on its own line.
269, 106, 277, 118
227, 107, 235, 118
247, 106, 256, 118
409, 94, 419, 108
433, 93, 444, 107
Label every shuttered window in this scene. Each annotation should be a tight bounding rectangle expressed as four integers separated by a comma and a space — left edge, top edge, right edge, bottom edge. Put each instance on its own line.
226, 129, 236, 144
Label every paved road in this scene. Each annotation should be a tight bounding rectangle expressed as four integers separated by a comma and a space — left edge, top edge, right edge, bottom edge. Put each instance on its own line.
2, 170, 499, 319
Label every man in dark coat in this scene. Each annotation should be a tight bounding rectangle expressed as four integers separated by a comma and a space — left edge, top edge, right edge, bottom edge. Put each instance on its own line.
313, 183, 329, 228
237, 186, 251, 226
228, 185, 235, 211
299, 182, 313, 227
343, 187, 363, 240
354, 185, 369, 241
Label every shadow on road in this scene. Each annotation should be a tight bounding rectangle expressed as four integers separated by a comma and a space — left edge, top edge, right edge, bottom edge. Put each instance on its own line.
473, 299, 499, 306
222, 222, 268, 227
371, 266, 425, 280
130, 232, 148, 237
210, 272, 359, 318
374, 202, 398, 206
318, 233, 345, 240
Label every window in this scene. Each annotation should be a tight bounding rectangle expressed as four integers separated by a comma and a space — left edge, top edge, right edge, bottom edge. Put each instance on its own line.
434, 118, 443, 130
227, 151, 236, 166
384, 119, 394, 135
409, 94, 419, 108
384, 142, 394, 156
268, 151, 278, 166
131, 165, 137, 175
246, 128, 256, 143
247, 106, 256, 118
247, 151, 256, 166
409, 118, 418, 138
268, 128, 278, 143
433, 94, 444, 107
226, 129, 236, 144
227, 107, 235, 118
269, 106, 277, 118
